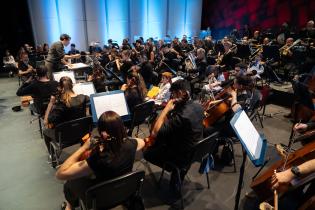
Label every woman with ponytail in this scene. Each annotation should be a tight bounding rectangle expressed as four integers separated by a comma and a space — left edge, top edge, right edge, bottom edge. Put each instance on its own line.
43, 76, 90, 153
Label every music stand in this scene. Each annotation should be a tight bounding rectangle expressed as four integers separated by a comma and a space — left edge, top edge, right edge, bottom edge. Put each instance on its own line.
262, 45, 280, 61
90, 90, 130, 123
236, 44, 251, 59
229, 109, 267, 210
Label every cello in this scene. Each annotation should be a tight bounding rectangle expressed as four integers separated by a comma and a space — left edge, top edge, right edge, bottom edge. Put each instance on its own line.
202, 85, 233, 128
250, 139, 315, 202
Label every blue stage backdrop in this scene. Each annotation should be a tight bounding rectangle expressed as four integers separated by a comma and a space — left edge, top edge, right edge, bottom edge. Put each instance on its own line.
28, 0, 202, 51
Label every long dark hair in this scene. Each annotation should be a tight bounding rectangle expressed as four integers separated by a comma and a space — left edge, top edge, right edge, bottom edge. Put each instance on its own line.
59, 76, 74, 107
126, 71, 147, 99
97, 111, 127, 157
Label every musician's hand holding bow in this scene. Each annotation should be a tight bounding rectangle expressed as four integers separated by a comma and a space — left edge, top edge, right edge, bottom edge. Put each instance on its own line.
271, 169, 293, 192
294, 123, 308, 133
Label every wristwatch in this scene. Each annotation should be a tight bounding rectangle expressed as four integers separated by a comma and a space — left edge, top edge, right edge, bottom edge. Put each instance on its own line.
291, 166, 301, 177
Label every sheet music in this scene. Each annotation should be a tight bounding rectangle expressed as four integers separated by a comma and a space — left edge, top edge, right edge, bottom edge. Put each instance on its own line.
53, 71, 76, 83
73, 83, 95, 97
92, 92, 129, 120
67, 62, 89, 70
233, 110, 262, 159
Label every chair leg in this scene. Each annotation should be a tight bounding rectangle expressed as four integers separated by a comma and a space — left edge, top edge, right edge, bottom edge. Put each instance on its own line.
38, 116, 43, 138
175, 168, 184, 209
257, 113, 264, 128
228, 139, 237, 172
206, 172, 210, 189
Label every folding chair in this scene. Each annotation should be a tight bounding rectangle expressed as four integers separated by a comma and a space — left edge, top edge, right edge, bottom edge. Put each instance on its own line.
80, 170, 145, 210
49, 116, 93, 167
158, 132, 219, 209
128, 101, 155, 137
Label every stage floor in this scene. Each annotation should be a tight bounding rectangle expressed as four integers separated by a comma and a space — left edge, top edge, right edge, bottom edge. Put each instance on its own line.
0, 76, 297, 210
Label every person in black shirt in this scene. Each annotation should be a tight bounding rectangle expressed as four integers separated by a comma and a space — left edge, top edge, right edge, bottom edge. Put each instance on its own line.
45, 34, 80, 79
68, 43, 80, 63
116, 50, 134, 82
43, 76, 90, 153
144, 79, 204, 191
18, 53, 35, 83
16, 66, 59, 115
121, 72, 147, 115
87, 65, 106, 93
56, 111, 145, 210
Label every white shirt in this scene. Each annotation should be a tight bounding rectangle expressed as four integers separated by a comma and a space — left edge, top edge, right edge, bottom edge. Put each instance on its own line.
155, 83, 171, 104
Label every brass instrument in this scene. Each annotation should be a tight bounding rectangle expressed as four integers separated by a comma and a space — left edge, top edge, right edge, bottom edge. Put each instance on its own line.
279, 39, 301, 56
249, 40, 273, 61
185, 51, 197, 72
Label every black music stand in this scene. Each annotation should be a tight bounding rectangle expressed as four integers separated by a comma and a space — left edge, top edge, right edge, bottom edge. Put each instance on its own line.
229, 109, 267, 210
262, 45, 280, 61
236, 44, 251, 59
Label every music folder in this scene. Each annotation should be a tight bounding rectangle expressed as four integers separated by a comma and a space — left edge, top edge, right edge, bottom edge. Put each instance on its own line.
230, 109, 267, 167
90, 90, 130, 123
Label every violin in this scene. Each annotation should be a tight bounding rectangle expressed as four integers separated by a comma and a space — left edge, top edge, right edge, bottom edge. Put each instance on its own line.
250, 139, 315, 201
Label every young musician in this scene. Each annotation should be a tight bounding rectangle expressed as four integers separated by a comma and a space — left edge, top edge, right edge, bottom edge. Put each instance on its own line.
43, 76, 90, 153
18, 52, 35, 83
121, 71, 147, 114
3, 50, 17, 77
153, 72, 172, 105
16, 66, 59, 115
271, 157, 315, 210
56, 111, 145, 210
144, 79, 204, 194
87, 65, 106, 93
45, 34, 80, 79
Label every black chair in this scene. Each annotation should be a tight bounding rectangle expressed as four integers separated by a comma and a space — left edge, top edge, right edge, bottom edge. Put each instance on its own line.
248, 100, 264, 128
49, 116, 93, 167
158, 132, 219, 209
29, 98, 50, 138
128, 101, 155, 137
79, 170, 145, 210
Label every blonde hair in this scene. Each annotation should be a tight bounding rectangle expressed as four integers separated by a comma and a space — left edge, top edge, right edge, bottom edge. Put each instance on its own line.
59, 76, 74, 107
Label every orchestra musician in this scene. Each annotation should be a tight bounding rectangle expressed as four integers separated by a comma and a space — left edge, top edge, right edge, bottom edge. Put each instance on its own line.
152, 71, 172, 105
43, 76, 90, 154
56, 111, 145, 210
143, 79, 204, 195
271, 122, 315, 210
280, 37, 298, 81
45, 34, 80, 79
18, 52, 35, 84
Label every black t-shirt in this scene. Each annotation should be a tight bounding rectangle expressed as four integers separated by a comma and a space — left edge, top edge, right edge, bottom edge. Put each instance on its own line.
16, 80, 59, 115
48, 94, 89, 125
157, 100, 204, 167
86, 138, 137, 181
124, 87, 143, 114
120, 60, 133, 82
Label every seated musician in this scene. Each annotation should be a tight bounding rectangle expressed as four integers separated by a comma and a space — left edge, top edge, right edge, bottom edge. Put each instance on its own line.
203, 68, 224, 94
56, 111, 145, 210
233, 75, 262, 115
153, 72, 172, 105
143, 79, 204, 194
121, 71, 147, 115
18, 52, 35, 84
231, 62, 247, 77
43, 76, 90, 153
87, 65, 106, 93
16, 66, 59, 115
3, 49, 17, 76
116, 50, 133, 82
67, 43, 80, 63
247, 53, 264, 79
272, 158, 315, 210
281, 37, 298, 81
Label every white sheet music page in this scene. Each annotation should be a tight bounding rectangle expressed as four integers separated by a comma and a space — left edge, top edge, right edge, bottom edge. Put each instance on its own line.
93, 93, 129, 119
67, 63, 89, 69
73, 83, 95, 97
234, 110, 262, 160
